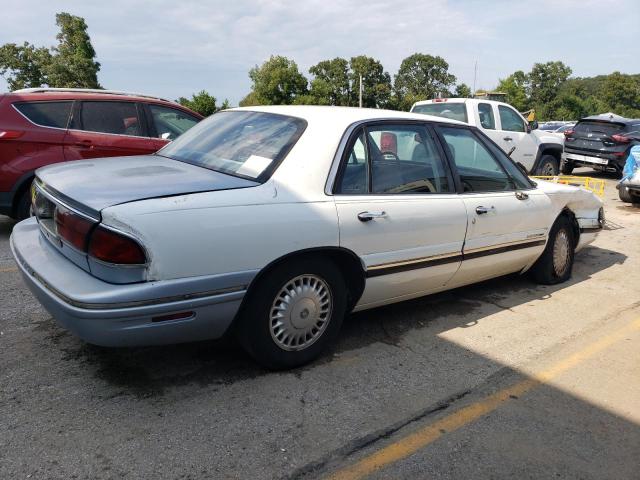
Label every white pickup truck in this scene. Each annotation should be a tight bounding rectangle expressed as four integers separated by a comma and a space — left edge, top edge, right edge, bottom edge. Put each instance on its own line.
410, 98, 564, 175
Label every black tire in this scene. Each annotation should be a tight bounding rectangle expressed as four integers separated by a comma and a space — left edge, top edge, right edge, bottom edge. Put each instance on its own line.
15, 188, 32, 221
535, 154, 559, 176
619, 185, 633, 203
236, 258, 347, 370
529, 215, 575, 285
560, 162, 574, 175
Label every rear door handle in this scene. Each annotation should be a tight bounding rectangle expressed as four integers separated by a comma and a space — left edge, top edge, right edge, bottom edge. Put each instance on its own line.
515, 191, 529, 200
475, 206, 495, 215
503, 137, 513, 142
358, 211, 387, 222
74, 140, 93, 148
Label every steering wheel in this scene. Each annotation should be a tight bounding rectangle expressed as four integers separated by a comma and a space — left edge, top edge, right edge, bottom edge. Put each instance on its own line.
381, 151, 400, 161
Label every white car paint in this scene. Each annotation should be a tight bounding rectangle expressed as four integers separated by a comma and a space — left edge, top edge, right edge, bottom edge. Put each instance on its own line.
99, 106, 602, 312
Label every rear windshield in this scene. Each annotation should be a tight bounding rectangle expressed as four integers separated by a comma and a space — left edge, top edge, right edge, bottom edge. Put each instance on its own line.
574, 121, 624, 136
411, 103, 468, 123
158, 111, 307, 180
14, 101, 73, 128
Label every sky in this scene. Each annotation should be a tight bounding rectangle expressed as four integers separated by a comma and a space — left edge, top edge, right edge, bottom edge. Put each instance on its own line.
1, 0, 639, 106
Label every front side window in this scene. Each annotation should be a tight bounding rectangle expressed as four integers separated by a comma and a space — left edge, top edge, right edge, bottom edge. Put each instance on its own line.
498, 105, 525, 132
159, 111, 306, 180
149, 104, 200, 140
336, 124, 451, 194
14, 101, 72, 128
439, 126, 512, 192
478, 103, 495, 129
80, 101, 141, 136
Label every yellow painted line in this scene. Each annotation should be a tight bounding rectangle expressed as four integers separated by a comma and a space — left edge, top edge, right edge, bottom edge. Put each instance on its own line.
0, 266, 18, 273
327, 317, 640, 480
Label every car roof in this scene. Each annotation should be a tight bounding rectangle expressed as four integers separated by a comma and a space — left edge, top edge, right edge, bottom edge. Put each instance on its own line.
580, 112, 640, 124
230, 105, 466, 127
4, 88, 203, 117
411, 97, 510, 108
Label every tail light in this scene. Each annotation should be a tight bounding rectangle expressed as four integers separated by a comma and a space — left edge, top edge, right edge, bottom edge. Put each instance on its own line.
611, 134, 630, 143
563, 129, 574, 137
0, 130, 24, 140
88, 226, 146, 265
54, 207, 94, 251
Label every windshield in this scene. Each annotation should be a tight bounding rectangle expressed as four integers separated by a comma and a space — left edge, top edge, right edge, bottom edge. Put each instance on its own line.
411, 103, 468, 123
158, 111, 307, 180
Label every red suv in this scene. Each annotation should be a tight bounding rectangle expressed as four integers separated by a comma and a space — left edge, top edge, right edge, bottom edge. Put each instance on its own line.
0, 88, 203, 219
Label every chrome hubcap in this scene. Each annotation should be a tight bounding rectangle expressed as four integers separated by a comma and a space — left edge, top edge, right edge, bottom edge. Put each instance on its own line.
270, 274, 332, 351
552, 229, 570, 276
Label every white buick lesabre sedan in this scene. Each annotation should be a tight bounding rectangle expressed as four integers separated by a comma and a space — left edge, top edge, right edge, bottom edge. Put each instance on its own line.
11, 106, 604, 369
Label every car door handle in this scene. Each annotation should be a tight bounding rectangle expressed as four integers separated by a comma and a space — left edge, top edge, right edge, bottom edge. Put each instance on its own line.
358, 211, 387, 222
475, 206, 495, 215
74, 140, 93, 148
515, 191, 529, 200
503, 137, 513, 142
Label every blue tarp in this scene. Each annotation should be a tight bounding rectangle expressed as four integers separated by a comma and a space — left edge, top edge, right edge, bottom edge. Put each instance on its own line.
621, 145, 640, 181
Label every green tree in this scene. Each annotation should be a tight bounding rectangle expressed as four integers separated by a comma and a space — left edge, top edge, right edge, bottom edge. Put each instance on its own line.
393, 53, 456, 110
601, 72, 640, 117
177, 90, 220, 116
496, 70, 529, 112
0, 12, 100, 90
528, 61, 572, 109
0, 42, 52, 90
349, 55, 392, 108
454, 83, 472, 98
242, 55, 308, 105
308, 57, 350, 105
45, 12, 100, 88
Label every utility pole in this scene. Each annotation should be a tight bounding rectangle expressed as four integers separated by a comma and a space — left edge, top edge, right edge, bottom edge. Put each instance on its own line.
472, 60, 478, 97
359, 74, 363, 108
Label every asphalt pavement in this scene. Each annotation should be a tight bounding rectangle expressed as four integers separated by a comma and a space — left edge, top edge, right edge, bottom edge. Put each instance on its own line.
1, 170, 639, 479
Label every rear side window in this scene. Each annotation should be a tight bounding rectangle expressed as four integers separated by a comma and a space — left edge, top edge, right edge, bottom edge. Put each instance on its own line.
574, 121, 624, 136
478, 103, 495, 129
14, 101, 72, 128
411, 103, 468, 123
148, 104, 200, 140
80, 101, 141, 136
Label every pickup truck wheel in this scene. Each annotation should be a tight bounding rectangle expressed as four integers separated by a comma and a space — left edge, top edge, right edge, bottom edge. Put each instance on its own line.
15, 189, 33, 221
560, 162, 574, 175
529, 215, 575, 285
535, 155, 559, 176
237, 258, 347, 370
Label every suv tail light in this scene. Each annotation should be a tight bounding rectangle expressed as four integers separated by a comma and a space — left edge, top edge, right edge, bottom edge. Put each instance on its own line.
54, 207, 94, 251
611, 134, 630, 143
563, 129, 574, 137
0, 130, 24, 140
88, 226, 146, 265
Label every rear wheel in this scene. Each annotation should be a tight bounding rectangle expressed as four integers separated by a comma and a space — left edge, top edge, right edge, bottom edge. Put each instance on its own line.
15, 188, 32, 221
560, 161, 574, 175
535, 155, 559, 176
529, 215, 575, 285
236, 258, 347, 370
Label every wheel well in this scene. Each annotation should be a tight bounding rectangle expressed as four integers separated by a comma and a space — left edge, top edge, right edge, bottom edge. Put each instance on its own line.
11, 174, 34, 217
238, 247, 366, 318
559, 208, 580, 247
541, 148, 561, 164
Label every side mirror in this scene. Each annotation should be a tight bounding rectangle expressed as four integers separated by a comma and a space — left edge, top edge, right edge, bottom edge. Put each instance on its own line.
528, 121, 538, 132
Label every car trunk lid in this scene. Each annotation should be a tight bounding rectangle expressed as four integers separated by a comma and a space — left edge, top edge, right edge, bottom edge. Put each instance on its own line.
566, 120, 627, 154
35, 154, 259, 218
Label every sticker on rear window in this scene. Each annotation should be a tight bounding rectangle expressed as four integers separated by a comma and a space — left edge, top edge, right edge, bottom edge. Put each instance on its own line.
236, 154, 273, 177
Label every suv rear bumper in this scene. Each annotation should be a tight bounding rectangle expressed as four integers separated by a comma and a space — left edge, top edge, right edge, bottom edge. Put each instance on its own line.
11, 219, 255, 347
562, 148, 626, 171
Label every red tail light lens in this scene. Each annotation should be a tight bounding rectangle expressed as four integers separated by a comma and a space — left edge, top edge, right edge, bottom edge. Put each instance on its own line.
563, 129, 574, 137
0, 130, 24, 140
88, 226, 146, 264
54, 207, 94, 251
611, 134, 630, 143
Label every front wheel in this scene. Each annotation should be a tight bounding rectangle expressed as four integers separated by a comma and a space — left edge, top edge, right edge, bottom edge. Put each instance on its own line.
236, 258, 347, 370
535, 155, 559, 176
619, 185, 633, 203
529, 215, 575, 285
